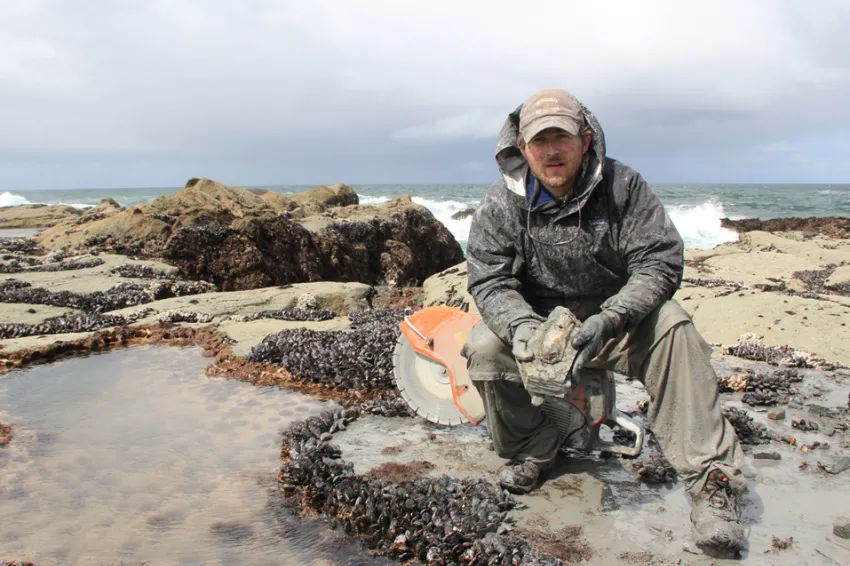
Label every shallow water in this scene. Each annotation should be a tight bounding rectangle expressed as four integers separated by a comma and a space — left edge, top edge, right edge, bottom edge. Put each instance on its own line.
0, 228, 41, 238
0, 345, 391, 565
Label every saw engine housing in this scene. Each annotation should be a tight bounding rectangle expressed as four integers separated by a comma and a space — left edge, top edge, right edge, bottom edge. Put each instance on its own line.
393, 305, 644, 457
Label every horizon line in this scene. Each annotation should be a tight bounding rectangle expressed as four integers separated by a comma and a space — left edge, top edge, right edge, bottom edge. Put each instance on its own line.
7, 181, 850, 192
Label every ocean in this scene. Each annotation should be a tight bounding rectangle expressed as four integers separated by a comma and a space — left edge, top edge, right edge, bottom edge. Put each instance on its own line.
2, 183, 849, 251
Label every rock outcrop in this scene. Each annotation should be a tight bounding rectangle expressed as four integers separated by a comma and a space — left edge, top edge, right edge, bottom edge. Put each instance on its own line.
164, 201, 464, 290
32, 179, 464, 290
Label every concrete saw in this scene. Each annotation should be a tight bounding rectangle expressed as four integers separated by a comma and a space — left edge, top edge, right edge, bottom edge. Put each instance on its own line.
393, 305, 645, 457
393, 305, 485, 426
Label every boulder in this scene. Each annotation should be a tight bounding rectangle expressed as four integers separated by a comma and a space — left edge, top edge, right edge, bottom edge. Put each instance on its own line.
288, 183, 359, 211
0, 204, 81, 229
86, 198, 123, 217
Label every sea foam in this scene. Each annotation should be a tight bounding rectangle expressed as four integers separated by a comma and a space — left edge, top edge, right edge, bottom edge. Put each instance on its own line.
0, 192, 32, 208
667, 200, 740, 250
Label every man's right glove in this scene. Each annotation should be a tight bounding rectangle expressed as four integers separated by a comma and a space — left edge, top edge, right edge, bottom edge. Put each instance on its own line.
512, 318, 570, 405
511, 321, 539, 363
570, 310, 624, 376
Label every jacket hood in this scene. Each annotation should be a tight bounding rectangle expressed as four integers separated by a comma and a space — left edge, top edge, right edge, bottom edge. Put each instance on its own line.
494, 97, 607, 212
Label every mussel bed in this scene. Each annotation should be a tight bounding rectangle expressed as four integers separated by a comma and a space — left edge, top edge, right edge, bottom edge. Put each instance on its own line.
722, 334, 840, 370
0, 310, 154, 339
246, 308, 409, 395
0, 237, 40, 254
110, 264, 176, 279
228, 308, 338, 323
0, 279, 214, 313
722, 406, 774, 445
277, 398, 570, 565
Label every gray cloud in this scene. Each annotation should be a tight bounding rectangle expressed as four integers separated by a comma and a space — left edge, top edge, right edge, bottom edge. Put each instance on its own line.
1, 0, 849, 189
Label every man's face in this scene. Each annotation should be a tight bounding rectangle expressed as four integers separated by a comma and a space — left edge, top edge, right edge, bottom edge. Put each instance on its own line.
520, 127, 592, 198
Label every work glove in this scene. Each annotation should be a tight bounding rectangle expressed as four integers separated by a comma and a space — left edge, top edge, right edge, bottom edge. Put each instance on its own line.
513, 320, 569, 404
511, 321, 539, 362
570, 310, 624, 376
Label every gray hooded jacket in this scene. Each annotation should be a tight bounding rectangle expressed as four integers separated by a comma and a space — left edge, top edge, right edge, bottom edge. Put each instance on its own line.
466, 99, 684, 345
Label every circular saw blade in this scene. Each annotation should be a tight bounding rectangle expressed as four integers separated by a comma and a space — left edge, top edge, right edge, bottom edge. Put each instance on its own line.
393, 334, 470, 426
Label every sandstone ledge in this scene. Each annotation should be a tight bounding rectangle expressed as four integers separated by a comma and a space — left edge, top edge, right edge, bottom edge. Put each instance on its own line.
0, 204, 81, 229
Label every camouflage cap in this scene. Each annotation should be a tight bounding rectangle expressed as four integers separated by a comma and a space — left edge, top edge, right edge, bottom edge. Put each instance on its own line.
519, 89, 584, 143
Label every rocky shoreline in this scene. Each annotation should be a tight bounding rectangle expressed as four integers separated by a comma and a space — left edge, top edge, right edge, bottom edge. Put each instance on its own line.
1, 180, 850, 565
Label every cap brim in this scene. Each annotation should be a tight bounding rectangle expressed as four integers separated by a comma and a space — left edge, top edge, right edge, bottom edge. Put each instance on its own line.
522, 116, 580, 143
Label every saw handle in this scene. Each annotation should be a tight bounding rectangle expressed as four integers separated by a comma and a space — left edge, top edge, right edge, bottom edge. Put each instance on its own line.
594, 409, 645, 458
596, 409, 646, 458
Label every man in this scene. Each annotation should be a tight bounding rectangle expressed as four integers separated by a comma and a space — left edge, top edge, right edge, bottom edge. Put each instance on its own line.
461, 88, 747, 555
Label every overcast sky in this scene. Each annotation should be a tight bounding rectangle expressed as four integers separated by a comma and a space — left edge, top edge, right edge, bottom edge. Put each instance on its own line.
2, 0, 849, 190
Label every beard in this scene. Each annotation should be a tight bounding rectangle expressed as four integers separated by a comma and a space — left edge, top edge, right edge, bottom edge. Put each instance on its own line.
529, 153, 588, 198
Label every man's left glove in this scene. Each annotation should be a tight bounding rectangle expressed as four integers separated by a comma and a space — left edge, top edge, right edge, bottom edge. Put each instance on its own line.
570, 310, 625, 376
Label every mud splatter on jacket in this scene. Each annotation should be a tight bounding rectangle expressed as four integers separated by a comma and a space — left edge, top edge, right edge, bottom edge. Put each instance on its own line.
466, 100, 684, 345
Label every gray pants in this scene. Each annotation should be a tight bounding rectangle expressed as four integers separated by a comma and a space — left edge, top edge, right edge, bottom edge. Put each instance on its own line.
460, 300, 746, 496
